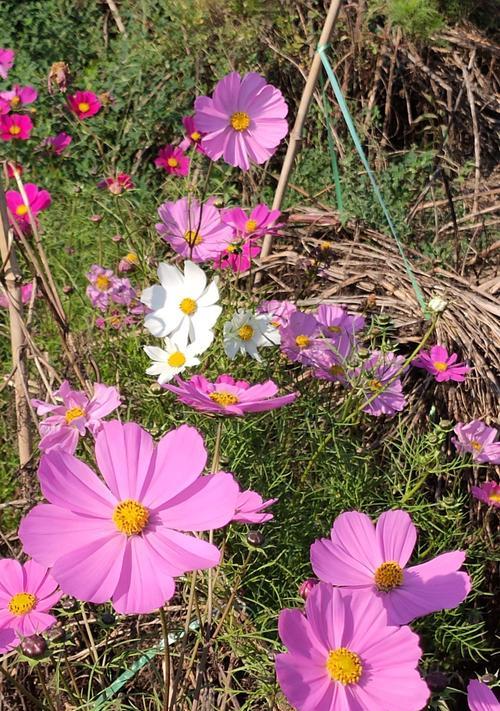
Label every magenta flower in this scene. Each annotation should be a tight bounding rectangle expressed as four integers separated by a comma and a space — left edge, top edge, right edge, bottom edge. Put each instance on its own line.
452, 421, 500, 465
276, 583, 430, 711
179, 115, 206, 153
0, 49, 15, 80
471, 481, 500, 509
194, 71, 288, 171
154, 144, 190, 176
467, 680, 500, 710
413, 344, 469, 382
41, 131, 72, 155
19, 421, 239, 614
0, 282, 34, 308
6, 183, 52, 228
98, 172, 134, 195
357, 350, 406, 416
68, 90, 101, 119
0, 84, 38, 110
280, 311, 321, 364
0, 114, 33, 141
257, 299, 297, 328
0, 559, 61, 642
32, 380, 121, 455
165, 374, 298, 416
311, 509, 471, 625
222, 203, 282, 239
156, 197, 232, 263
232, 488, 277, 523
0, 98, 10, 115
214, 239, 261, 272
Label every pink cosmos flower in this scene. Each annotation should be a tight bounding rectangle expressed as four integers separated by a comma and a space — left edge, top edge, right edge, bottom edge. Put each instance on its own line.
0, 49, 15, 80
280, 311, 321, 364
467, 680, 500, 710
316, 304, 365, 351
214, 239, 261, 272
41, 132, 72, 155
276, 583, 430, 711
165, 374, 298, 416
452, 421, 500, 465
19, 421, 239, 614
111, 276, 138, 307
0, 98, 11, 115
156, 197, 232, 263
179, 115, 206, 153
309, 339, 353, 384
6, 183, 52, 228
471, 481, 500, 508
0, 282, 35, 308
0, 84, 38, 110
356, 350, 406, 416
222, 204, 282, 240
311, 509, 471, 625
154, 144, 190, 176
0, 559, 61, 643
413, 344, 469, 382
98, 172, 134, 195
86, 265, 119, 311
33, 380, 120, 455
194, 72, 288, 171
68, 90, 101, 119
0, 114, 33, 141
118, 252, 139, 272
232, 488, 277, 523
257, 299, 297, 328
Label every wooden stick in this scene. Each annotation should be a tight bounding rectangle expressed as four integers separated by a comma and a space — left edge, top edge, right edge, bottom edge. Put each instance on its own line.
259, 0, 343, 268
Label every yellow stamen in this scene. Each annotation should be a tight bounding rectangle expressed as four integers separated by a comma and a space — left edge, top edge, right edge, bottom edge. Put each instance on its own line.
65, 406, 85, 424
374, 561, 404, 592
9, 125, 21, 136
471, 440, 482, 452
168, 351, 186, 368
489, 492, 500, 503
167, 157, 179, 168
226, 243, 237, 253
96, 274, 110, 291
230, 111, 250, 132
295, 335, 310, 348
433, 361, 448, 372
369, 378, 383, 391
8, 592, 36, 616
10, 96, 21, 108
209, 391, 239, 406
190, 131, 201, 141
78, 101, 90, 113
325, 648, 363, 685
328, 325, 342, 334
184, 230, 203, 246
238, 324, 254, 341
179, 297, 197, 315
16, 204, 29, 216
125, 252, 138, 264
245, 219, 258, 233
113, 499, 149, 536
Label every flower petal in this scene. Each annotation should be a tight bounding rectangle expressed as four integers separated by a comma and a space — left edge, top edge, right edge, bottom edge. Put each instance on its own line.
376, 510, 416, 567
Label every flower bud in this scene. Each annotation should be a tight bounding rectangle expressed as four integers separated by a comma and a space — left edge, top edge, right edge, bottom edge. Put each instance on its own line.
247, 531, 264, 547
425, 670, 448, 692
428, 296, 447, 314
298, 578, 319, 601
20, 635, 47, 659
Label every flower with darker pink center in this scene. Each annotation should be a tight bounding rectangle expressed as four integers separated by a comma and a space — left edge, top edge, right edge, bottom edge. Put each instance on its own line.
0, 84, 38, 109
452, 420, 500, 465
467, 680, 500, 710
194, 71, 288, 171
276, 582, 430, 711
311, 509, 471, 625
0, 114, 33, 141
5, 183, 51, 228
471, 481, 500, 509
68, 90, 101, 119
19, 421, 239, 614
413, 344, 469, 382
165, 374, 298, 416
0, 559, 61, 647
179, 115, 206, 153
154, 144, 190, 176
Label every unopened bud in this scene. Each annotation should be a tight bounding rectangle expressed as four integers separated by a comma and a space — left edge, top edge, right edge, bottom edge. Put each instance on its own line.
425, 670, 448, 692
298, 578, 318, 601
247, 531, 264, 547
428, 296, 447, 314
20, 635, 47, 659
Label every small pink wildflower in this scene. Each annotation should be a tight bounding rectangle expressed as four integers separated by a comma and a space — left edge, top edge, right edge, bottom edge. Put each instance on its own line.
0, 49, 15, 80
452, 421, 500, 465
222, 204, 282, 240
68, 90, 101, 119
32, 380, 121, 455
156, 197, 232, 263
316, 304, 365, 352
98, 172, 134, 195
179, 115, 206, 153
0, 559, 61, 643
86, 265, 117, 311
357, 350, 407, 416
232, 488, 277, 523
165, 374, 298, 416
0, 84, 38, 109
467, 680, 500, 710
0, 114, 33, 141
194, 72, 288, 171
6, 183, 52, 228
154, 144, 190, 176
280, 311, 321, 364
471, 481, 500, 509
311, 509, 471, 625
413, 344, 469, 382
309, 338, 353, 384
41, 131, 72, 155
0, 282, 35, 308
118, 252, 139, 272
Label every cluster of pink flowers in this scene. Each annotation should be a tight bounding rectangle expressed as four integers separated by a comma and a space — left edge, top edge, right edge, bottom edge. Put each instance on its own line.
86, 264, 147, 329
0, 51, 37, 142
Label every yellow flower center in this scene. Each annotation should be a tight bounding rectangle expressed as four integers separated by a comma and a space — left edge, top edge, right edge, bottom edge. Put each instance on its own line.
433, 361, 448, 372
112, 499, 149, 536
78, 101, 90, 113
179, 297, 197, 315
209, 391, 239, 406
190, 131, 201, 141
328, 325, 342, 334
325, 648, 363, 685
369, 378, 383, 391
471, 439, 483, 451
110, 314, 122, 327
125, 252, 138, 264
238, 324, 254, 341
226, 243, 238, 253
168, 351, 186, 368
374, 561, 404, 591
184, 230, 203, 246
65, 406, 85, 424
167, 157, 178, 168
330, 365, 345, 376
96, 274, 111, 291
245, 219, 258, 233
8, 592, 37, 616
10, 96, 21, 108
295, 335, 310, 348
230, 111, 251, 132
9, 125, 21, 136
320, 240, 333, 251
16, 204, 29, 216
489, 491, 500, 502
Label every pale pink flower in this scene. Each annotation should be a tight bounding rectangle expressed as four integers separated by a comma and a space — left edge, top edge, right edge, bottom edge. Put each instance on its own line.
356, 351, 407, 417
452, 421, 500, 465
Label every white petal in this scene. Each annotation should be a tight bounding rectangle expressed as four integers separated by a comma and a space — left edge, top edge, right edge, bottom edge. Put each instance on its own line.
183, 261, 207, 298
158, 262, 183, 290
146, 363, 166, 375
144, 345, 168, 361
198, 279, 220, 307
224, 338, 239, 360
141, 285, 166, 310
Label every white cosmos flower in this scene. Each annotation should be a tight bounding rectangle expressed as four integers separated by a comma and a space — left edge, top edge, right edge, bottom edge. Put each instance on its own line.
223, 309, 276, 361
141, 260, 221, 342
144, 331, 213, 385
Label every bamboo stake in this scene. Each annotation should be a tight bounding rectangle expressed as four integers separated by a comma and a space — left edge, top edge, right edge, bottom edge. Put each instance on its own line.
0, 182, 33, 469
258, 0, 344, 268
